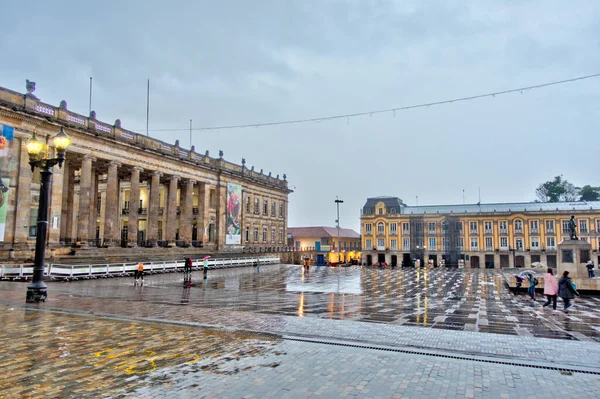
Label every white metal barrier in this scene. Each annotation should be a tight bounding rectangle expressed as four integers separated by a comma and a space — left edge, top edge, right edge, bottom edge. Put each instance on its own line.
0, 257, 280, 281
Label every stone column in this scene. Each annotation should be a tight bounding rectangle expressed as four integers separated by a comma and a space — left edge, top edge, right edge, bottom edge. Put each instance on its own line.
76, 155, 94, 245
215, 181, 227, 248
64, 164, 75, 244
198, 182, 209, 243
88, 169, 98, 245
128, 166, 143, 247
180, 179, 195, 244
147, 171, 161, 246
165, 175, 180, 244
48, 147, 65, 246
14, 138, 32, 247
59, 160, 71, 243
494, 253, 501, 269
103, 160, 121, 246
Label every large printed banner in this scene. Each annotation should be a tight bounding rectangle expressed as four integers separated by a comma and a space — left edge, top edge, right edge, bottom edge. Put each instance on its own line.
0, 124, 15, 241
225, 183, 242, 245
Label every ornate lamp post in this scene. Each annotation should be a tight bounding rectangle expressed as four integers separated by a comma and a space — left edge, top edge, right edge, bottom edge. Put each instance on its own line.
25, 128, 71, 303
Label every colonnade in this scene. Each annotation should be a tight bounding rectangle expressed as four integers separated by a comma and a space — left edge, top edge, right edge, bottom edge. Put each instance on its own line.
59, 155, 214, 247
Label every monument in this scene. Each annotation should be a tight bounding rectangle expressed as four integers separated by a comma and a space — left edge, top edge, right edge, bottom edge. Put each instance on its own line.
556, 216, 598, 290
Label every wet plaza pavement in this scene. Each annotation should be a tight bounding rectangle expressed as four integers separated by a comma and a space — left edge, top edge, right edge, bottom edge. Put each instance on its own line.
1, 265, 600, 398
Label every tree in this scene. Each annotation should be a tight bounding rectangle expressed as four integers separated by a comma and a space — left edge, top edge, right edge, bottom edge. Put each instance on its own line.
535, 175, 578, 202
579, 185, 600, 201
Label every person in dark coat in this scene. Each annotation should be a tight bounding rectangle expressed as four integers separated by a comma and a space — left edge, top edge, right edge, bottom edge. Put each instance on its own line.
586, 261, 595, 278
558, 270, 579, 312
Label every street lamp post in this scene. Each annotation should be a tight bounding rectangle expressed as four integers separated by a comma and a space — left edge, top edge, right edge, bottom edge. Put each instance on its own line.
25, 128, 71, 303
335, 197, 343, 265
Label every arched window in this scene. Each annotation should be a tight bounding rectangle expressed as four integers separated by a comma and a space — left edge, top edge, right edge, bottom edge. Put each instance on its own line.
377, 222, 385, 235
514, 219, 523, 233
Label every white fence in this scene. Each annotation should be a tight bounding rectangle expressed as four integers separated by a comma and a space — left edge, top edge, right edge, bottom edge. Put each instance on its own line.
0, 256, 279, 281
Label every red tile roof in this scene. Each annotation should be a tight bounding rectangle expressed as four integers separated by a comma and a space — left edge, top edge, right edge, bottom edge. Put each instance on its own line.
288, 226, 360, 239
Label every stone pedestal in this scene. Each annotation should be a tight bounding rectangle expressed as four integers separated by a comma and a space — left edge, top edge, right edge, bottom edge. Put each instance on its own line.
557, 239, 592, 278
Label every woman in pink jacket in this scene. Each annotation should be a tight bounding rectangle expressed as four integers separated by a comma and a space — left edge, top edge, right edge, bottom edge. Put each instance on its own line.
542, 268, 559, 310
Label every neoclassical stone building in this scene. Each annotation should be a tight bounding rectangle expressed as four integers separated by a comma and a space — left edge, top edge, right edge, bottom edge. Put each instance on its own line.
0, 83, 291, 256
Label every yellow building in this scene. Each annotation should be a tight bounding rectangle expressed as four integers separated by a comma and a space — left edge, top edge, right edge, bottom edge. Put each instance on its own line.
361, 196, 600, 269
288, 226, 361, 265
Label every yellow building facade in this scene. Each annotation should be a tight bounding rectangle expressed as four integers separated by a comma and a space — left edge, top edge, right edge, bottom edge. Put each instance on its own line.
361, 196, 600, 269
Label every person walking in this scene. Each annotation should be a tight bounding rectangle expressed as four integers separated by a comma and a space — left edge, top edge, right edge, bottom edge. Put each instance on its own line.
184, 257, 193, 284
542, 268, 558, 311
136, 262, 144, 285
586, 261, 595, 278
527, 273, 538, 301
558, 270, 579, 313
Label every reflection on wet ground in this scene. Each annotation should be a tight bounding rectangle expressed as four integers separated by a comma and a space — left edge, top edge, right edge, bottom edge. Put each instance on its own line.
0, 308, 282, 399
11, 265, 599, 342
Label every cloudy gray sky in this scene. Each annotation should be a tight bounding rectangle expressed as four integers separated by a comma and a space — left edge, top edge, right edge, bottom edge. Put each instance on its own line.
1, 0, 599, 231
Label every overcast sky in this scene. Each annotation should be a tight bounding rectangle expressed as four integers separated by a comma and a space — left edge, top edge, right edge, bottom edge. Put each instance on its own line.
1, 0, 599, 232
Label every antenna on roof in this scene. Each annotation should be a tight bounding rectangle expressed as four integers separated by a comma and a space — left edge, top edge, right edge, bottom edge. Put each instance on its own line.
416, 196, 418, 206
477, 187, 481, 206
463, 189, 465, 204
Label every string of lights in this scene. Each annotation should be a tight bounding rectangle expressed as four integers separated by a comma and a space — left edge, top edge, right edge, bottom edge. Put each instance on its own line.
138, 73, 600, 132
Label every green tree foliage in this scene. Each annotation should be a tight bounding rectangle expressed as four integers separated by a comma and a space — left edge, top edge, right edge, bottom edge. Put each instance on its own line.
535, 175, 578, 202
578, 185, 600, 201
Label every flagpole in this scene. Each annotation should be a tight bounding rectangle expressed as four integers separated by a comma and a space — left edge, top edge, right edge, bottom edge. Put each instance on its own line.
146, 79, 150, 137
189, 119, 192, 148
89, 77, 92, 116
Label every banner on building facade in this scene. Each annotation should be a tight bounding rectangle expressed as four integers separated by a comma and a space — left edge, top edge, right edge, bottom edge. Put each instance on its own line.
0, 124, 15, 242
225, 182, 242, 245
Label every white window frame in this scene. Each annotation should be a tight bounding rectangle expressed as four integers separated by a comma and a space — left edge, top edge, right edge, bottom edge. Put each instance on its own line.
403, 238, 410, 250
391, 239, 397, 251
263, 227, 268, 242
500, 237, 508, 250
531, 237, 539, 250
484, 221, 492, 234
579, 220, 588, 233
515, 238, 523, 251
377, 222, 385, 235
546, 237, 555, 250
429, 237, 436, 251
390, 223, 397, 234
377, 238, 385, 250
485, 237, 493, 250
365, 223, 372, 234
499, 221, 507, 234
428, 222, 436, 234
530, 220, 539, 234
469, 221, 478, 234
279, 228, 283, 243
271, 228, 276, 243
562, 220, 569, 234
366, 239, 372, 249
514, 220, 523, 234
402, 223, 409, 234
545, 220, 554, 233
457, 237, 464, 250
253, 227, 259, 242
470, 238, 478, 251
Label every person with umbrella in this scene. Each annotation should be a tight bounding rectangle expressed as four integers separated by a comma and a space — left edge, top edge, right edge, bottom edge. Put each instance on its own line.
202, 256, 210, 277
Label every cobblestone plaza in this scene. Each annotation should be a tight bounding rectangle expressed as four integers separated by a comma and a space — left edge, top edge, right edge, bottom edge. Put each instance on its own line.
1, 265, 599, 398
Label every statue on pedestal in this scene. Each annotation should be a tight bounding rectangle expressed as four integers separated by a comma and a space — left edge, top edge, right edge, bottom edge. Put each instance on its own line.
568, 215, 578, 240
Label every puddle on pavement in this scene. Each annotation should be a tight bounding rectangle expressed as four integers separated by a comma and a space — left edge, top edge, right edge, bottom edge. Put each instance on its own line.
0, 308, 285, 399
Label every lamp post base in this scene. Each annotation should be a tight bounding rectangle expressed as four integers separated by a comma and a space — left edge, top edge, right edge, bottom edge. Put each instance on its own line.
26, 281, 48, 303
